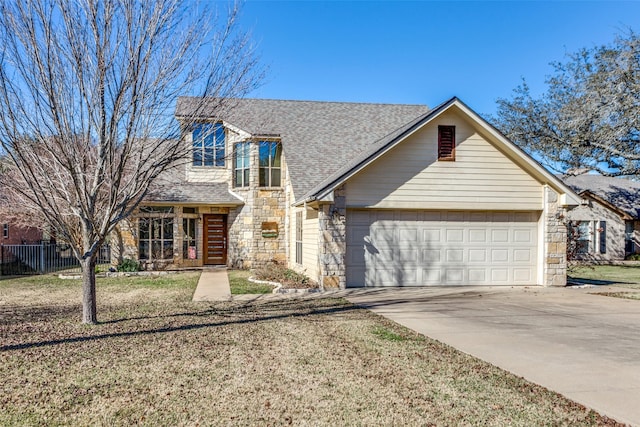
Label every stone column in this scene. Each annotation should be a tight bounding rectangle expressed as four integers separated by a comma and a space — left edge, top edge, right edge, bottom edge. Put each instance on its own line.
318, 185, 347, 289
544, 186, 568, 286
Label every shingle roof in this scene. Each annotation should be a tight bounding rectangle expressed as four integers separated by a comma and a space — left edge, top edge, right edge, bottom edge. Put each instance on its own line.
176, 97, 430, 199
562, 174, 640, 219
146, 167, 243, 205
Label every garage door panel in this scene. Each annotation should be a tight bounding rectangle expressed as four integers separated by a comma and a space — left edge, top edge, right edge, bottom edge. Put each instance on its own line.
469, 229, 487, 242
346, 209, 539, 287
468, 249, 487, 262
446, 229, 464, 243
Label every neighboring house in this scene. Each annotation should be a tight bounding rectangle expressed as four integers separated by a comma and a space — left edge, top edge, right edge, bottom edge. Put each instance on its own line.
562, 174, 640, 261
0, 219, 44, 245
114, 97, 580, 288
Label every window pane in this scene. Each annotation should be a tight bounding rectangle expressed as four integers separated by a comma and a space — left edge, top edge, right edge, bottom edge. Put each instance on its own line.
234, 169, 242, 187
139, 241, 149, 260
215, 147, 225, 167
243, 168, 250, 187
215, 124, 225, 145
243, 143, 250, 167
163, 219, 173, 240
259, 141, 269, 167
139, 218, 149, 239
235, 144, 243, 168
203, 147, 214, 166
152, 241, 161, 259
271, 168, 281, 187
259, 167, 268, 187
271, 143, 282, 167
193, 149, 202, 166
163, 241, 173, 260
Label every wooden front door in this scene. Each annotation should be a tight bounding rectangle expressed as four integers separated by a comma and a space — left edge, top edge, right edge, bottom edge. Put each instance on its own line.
203, 214, 227, 265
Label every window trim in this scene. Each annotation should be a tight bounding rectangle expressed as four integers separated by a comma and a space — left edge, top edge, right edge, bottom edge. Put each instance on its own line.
258, 140, 282, 187
192, 122, 226, 168
438, 125, 456, 161
234, 141, 251, 188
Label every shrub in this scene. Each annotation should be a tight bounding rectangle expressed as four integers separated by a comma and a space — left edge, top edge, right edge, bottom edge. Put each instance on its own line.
254, 261, 316, 289
626, 254, 640, 261
117, 258, 140, 272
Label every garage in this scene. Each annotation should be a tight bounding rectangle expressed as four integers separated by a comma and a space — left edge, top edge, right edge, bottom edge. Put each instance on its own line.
346, 210, 540, 287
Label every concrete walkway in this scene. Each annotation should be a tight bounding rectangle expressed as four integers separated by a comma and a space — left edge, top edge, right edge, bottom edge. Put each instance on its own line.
192, 267, 231, 302
346, 286, 640, 426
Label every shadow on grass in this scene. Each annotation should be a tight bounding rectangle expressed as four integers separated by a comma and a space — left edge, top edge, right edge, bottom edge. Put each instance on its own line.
0, 299, 357, 352
567, 277, 632, 286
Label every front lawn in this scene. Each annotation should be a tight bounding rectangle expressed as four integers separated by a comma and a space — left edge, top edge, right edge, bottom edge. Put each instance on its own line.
570, 264, 640, 286
0, 273, 622, 426
570, 265, 640, 300
228, 269, 274, 294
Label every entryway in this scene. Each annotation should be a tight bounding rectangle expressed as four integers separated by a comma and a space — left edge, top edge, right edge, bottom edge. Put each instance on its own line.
203, 214, 227, 265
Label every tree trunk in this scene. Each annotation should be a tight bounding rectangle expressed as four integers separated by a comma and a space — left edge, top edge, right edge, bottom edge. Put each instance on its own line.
81, 257, 98, 324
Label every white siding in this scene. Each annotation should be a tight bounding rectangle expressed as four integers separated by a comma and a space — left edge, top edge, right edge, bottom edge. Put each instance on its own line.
289, 206, 319, 282
345, 111, 543, 210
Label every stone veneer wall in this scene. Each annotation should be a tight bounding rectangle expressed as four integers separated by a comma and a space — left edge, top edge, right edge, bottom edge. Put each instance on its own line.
225, 142, 288, 269
110, 218, 138, 266
318, 185, 347, 289
544, 186, 568, 286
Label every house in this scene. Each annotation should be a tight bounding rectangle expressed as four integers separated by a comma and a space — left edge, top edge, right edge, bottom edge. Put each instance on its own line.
562, 174, 640, 261
0, 218, 45, 245
114, 97, 581, 288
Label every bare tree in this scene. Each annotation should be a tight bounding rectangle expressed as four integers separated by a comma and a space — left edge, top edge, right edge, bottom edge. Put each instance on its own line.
0, 0, 262, 323
494, 31, 640, 176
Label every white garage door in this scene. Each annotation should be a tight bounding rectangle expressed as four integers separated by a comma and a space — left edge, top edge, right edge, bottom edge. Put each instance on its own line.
346, 210, 539, 287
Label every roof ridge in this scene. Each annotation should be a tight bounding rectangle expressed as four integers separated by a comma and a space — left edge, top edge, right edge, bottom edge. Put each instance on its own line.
177, 96, 428, 108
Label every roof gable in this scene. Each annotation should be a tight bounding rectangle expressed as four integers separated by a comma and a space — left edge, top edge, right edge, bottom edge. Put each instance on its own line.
298, 97, 581, 207
562, 174, 640, 219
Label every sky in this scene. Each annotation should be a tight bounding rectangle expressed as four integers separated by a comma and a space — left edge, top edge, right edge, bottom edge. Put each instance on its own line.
238, 1, 640, 118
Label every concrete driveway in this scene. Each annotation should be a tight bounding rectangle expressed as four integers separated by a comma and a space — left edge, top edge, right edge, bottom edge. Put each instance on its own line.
345, 285, 640, 426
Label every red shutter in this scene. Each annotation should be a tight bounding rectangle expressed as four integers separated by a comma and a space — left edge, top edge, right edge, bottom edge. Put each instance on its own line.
438, 125, 455, 160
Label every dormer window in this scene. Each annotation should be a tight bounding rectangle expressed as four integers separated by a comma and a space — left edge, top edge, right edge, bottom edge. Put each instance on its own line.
438, 125, 455, 161
192, 123, 225, 167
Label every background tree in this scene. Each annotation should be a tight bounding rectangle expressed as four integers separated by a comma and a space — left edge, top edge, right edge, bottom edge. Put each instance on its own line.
0, 0, 262, 324
494, 31, 640, 176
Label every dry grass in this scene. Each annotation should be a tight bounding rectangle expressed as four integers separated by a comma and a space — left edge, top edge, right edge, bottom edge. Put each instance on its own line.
571, 265, 640, 300
0, 273, 623, 426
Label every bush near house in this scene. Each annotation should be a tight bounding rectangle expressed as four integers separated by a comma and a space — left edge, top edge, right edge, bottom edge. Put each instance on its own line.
253, 261, 317, 289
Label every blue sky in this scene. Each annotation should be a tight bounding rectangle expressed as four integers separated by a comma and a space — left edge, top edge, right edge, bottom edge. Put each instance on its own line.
239, 1, 640, 117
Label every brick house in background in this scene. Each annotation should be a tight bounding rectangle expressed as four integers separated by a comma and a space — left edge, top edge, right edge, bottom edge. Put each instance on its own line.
0, 219, 44, 245
113, 97, 580, 288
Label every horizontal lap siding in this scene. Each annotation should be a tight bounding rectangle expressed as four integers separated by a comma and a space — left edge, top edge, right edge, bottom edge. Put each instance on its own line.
302, 210, 319, 280
289, 207, 319, 281
345, 111, 543, 210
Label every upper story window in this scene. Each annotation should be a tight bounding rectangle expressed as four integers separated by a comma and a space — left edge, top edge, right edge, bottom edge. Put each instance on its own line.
192, 123, 225, 167
234, 142, 250, 188
2, 223, 8, 239
438, 125, 455, 161
259, 141, 282, 187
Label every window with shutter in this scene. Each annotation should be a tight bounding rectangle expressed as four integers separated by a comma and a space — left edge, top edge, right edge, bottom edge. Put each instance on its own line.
438, 125, 455, 161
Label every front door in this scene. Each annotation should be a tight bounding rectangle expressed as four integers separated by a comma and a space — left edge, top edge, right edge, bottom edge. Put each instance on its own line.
203, 214, 227, 265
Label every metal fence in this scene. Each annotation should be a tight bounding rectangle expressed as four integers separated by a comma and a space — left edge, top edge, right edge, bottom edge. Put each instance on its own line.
0, 243, 111, 276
